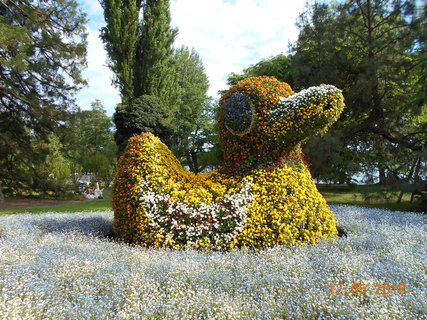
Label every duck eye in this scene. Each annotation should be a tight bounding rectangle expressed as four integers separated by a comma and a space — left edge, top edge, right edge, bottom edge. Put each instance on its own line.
223, 92, 255, 136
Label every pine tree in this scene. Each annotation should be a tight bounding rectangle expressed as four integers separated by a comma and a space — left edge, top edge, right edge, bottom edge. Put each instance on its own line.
291, 0, 426, 184
0, 0, 87, 194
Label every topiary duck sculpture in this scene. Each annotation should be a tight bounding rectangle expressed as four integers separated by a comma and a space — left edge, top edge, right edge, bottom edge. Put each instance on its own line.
113, 76, 345, 249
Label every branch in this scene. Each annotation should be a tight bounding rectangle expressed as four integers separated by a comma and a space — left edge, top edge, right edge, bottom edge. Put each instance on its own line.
368, 125, 424, 151
0, 85, 37, 108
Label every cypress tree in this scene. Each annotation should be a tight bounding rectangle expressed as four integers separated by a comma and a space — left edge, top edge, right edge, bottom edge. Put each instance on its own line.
135, 0, 178, 102
101, 0, 177, 151
100, 0, 139, 102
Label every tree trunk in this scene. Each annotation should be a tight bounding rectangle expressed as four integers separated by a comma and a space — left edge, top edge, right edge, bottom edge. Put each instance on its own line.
378, 166, 386, 185
410, 157, 421, 203
397, 158, 417, 204
0, 181, 4, 202
185, 150, 196, 173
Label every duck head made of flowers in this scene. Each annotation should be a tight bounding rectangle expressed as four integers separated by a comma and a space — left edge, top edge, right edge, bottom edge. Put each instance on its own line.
217, 76, 345, 174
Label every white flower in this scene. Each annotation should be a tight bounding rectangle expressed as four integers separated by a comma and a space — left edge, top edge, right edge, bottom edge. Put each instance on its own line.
0, 206, 425, 319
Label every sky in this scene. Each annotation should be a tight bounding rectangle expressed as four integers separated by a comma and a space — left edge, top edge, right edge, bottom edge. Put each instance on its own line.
75, 0, 308, 116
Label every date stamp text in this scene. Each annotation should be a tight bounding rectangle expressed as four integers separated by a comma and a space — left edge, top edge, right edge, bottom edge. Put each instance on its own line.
329, 283, 406, 295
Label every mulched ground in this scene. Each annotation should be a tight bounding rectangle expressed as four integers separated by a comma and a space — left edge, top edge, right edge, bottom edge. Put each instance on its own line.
0, 198, 84, 210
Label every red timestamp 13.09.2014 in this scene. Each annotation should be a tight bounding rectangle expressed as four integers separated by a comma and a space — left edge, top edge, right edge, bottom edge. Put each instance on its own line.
329, 283, 406, 295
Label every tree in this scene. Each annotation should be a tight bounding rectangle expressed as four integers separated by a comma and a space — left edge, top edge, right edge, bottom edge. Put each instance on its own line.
303, 130, 360, 184
290, 0, 426, 184
0, 0, 87, 195
169, 47, 209, 172
113, 95, 173, 151
182, 98, 220, 173
99, 0, 139, 102
61, 100, 118, 185
41, 134, 72, 194
73, 100, 117, 159
227, 54, 292, 86
83, 152, 115, 186
101, 0, 178, 151
134, 0, 178, 103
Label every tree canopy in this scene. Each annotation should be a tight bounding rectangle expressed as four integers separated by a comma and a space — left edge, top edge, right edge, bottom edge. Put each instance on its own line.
170, 47, 210, 172
227, 54, 292, 86
101, 0, 212, 164
291, 0, 425, 152
101, 0, 179, 151
0, 0, 87, 194
290, 0, 426, 184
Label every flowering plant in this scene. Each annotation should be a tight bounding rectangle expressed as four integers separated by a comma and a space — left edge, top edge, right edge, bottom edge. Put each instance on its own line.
113, 76, 345, 250
139, 179, 253, 248
223, 92, 254, 135
217, 77, 344, 173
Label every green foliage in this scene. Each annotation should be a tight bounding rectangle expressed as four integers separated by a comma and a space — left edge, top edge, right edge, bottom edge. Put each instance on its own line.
44, 134, 72, 185
59, 100, 117, 186
100, 0, 139, 101
184, 98, 221, 172
100, 0, 179, 103
113, 95, 173, 152
303, 131, 360, 184
290, 0, 426, 185
0, 16, 30, 71
135, 0, 178, 102
0, 0, 87, 196
227, 54, 292, 86
169, 47, 210, 171
101, 0, 179, 152
83, 153, 114, 186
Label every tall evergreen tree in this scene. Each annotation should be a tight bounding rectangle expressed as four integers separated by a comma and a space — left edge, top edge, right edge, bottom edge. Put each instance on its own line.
0, 0, 87, 194
100, 0, 139, 102
101, 0, 177, 151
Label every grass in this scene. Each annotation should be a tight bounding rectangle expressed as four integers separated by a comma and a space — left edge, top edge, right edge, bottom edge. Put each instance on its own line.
318, 184, 426, 213
0, 205, 425, 319
0, 189, 113, 216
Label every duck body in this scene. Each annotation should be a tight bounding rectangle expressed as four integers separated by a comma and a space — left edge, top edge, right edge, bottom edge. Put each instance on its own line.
113, 76, 345, 249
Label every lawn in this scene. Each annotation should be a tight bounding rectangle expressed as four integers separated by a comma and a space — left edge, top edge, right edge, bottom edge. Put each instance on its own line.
317, 184, 426, 213
0, 188, 113, 216
0, 205, 425, 319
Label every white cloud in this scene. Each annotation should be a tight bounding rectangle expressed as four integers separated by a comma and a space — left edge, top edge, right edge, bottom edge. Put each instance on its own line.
170, 0, 306, 97
76, 0, 306, 115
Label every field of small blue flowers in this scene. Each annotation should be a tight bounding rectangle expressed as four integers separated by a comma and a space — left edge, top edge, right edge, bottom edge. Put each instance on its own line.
0, 205, 425, 320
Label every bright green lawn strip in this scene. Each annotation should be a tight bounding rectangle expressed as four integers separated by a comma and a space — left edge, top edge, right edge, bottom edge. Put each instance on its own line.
0, 199, 112, 216
318, 184, 426, 213
0, 189, 113, 216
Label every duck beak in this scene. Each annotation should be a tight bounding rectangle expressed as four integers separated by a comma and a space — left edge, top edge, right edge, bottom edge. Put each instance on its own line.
263, 85, 345, 147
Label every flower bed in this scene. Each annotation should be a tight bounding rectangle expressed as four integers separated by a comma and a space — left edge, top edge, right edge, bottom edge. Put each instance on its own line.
113, 76, 345, 249
0, 206, 425, 319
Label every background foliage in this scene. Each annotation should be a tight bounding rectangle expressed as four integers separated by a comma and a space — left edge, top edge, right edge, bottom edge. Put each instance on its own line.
226, 0, 426, 202
0, 0, 87, 196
